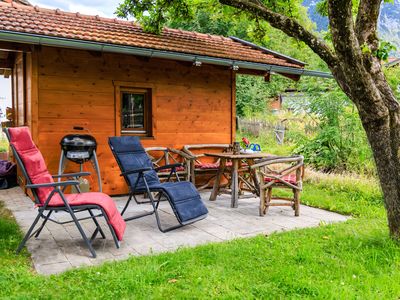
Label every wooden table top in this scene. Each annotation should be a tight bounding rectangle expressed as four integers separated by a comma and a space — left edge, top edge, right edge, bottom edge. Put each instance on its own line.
204, 152, 277, 159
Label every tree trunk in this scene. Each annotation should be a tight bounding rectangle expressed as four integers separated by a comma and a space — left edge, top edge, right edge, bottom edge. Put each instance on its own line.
359, 107, 400, 238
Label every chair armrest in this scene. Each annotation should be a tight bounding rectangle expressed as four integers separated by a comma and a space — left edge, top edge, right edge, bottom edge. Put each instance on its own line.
155, 163, 182, 172
52, 172, 91, 178
26, 181, 80, 189
251, 155, 304, 169
168, 148, 195, 160
120, 167, 153, 176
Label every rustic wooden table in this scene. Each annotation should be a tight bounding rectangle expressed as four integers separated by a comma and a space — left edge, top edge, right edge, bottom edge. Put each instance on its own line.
204, 152, 275, 208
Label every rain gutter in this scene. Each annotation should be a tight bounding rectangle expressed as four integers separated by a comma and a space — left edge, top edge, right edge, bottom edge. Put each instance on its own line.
0, 30, 333, 79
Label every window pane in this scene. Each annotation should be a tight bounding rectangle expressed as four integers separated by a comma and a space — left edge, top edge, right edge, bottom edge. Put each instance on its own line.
121, 93, 145, 130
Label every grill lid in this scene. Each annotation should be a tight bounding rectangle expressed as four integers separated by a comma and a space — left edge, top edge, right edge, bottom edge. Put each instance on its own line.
60, 134, 97, 148
60, 134, 97, 164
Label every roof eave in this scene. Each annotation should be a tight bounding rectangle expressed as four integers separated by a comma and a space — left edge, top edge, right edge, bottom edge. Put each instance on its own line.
230, 36, 307, 67
0, 30, 333, 79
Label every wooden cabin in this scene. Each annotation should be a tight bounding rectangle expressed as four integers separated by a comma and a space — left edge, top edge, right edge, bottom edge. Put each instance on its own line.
0, 2, 328, 195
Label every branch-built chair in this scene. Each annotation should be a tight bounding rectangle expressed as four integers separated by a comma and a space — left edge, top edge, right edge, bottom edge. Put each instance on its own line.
250, 155, 304, 216
182, 144, 232, 190
144, 147, 191, 182
6, 127, 126, 258
109, 136, 208, 232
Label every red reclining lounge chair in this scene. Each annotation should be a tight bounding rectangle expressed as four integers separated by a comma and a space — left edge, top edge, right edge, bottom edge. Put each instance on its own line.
5, 127, 126, 258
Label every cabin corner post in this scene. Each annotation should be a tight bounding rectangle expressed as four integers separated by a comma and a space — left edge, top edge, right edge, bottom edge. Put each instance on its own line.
231, 69, 237, 143
26, 50, 39, 143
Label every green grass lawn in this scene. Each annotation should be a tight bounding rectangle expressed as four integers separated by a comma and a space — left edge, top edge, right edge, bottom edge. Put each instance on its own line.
1, 174, 399, 299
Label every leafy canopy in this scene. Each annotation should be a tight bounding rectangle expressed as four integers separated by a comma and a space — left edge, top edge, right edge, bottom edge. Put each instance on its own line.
116, 0, 312, 34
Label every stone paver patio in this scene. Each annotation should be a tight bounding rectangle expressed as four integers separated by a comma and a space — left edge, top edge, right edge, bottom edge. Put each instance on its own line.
1, 187, 349, 275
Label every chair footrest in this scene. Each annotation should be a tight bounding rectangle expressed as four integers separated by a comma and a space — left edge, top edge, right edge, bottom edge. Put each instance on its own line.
158, 182, 208, 224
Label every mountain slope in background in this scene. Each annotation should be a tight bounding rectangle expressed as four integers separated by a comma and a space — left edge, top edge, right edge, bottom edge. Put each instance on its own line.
303, 0, 400, 52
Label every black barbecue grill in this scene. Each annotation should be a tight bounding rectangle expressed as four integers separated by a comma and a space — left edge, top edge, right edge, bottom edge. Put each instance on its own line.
58, 132, 102, 192
60, 134, 97, 164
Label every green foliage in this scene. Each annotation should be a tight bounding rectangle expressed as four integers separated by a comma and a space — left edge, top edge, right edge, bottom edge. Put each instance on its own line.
385, 65, 400, 100
293, 87, 374, 173
0, 139, 8, 152
315, 0, 328, 17
373, 41, 397, 61
116, 0, 194, 33
236, 75, 292, 117
162, 5, 328, 118
117, 0, 314, 35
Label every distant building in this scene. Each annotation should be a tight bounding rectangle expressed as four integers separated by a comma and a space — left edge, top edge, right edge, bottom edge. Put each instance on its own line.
384, 57, 400, 68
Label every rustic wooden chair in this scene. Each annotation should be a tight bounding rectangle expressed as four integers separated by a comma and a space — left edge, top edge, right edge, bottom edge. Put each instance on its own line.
145, 147, 191, 182
251, 155, 304, 216
182, 144, 232, 190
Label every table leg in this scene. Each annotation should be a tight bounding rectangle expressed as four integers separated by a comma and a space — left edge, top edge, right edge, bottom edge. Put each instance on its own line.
209, 158, 226, 201
231, 158, 239, 208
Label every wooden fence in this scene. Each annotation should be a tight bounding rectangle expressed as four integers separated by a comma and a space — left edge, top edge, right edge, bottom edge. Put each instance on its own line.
237, 118, 286, 144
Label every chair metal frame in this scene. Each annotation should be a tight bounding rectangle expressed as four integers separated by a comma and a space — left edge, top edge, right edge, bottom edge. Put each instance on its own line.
5, 129, 120, 258
251, 155, 304, 216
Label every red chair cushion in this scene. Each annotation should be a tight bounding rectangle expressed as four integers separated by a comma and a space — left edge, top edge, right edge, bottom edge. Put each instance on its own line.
50, 192, 126, 241
264, 174, 298, 185
8, 127, 55, 203
195, 161, 244, 170
158, 166, 186, 173
195, 163, 220, 170
8, 127, 126, 241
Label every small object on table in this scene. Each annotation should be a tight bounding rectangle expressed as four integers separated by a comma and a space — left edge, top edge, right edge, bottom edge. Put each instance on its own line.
233, 142, 241, 155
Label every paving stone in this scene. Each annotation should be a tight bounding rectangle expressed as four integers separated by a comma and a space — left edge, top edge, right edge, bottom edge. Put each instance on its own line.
0, 186, 350, 275
35, 261, 73, 276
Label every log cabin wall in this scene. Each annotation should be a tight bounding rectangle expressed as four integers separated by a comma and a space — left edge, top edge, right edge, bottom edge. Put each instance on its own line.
36, 46, 234, 195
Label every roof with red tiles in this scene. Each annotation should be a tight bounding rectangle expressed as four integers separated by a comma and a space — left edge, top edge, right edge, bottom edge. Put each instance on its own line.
1, 0, 31, 5
0, 1, 304, 68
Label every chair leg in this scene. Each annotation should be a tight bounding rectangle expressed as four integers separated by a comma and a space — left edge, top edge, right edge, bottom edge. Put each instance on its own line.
294, 189, 300, 216
148, 191, 183, 233
121, 194, 133, 215
64, 204, 96, 258
99, 208, 120, 249
259, 187, 266, 216
190, 161, 196, 186
16, 212, 42, 254
265, 188, 272, 215
88, 209, 106, 239
34, 210, 53, 238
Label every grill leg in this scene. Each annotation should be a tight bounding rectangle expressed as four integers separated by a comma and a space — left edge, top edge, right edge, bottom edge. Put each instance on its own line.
91, 150, 102, 193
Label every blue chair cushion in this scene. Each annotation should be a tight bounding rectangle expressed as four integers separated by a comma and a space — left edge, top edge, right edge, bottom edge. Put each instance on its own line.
155, 182, 208, 224
109, 136, 160, 190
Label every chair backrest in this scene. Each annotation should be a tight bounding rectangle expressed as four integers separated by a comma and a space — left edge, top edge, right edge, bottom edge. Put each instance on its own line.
108, 136, 160, 190
183, 144, 231, 164
5, 127, 54, 205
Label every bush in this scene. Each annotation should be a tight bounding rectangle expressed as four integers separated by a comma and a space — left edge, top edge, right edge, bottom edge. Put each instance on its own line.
294, 87, 374, 174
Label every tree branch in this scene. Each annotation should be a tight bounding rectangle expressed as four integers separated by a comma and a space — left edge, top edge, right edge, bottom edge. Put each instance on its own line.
328, 0, 360, 63
355, 0, 381, 48
218, 0, 338, 68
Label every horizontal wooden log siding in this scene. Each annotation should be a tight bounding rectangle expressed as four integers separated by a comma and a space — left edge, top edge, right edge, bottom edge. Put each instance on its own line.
36, 47, 234, 195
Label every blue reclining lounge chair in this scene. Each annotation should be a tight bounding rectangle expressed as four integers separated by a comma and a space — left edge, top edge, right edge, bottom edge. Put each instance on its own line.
109, 136, 208, 232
